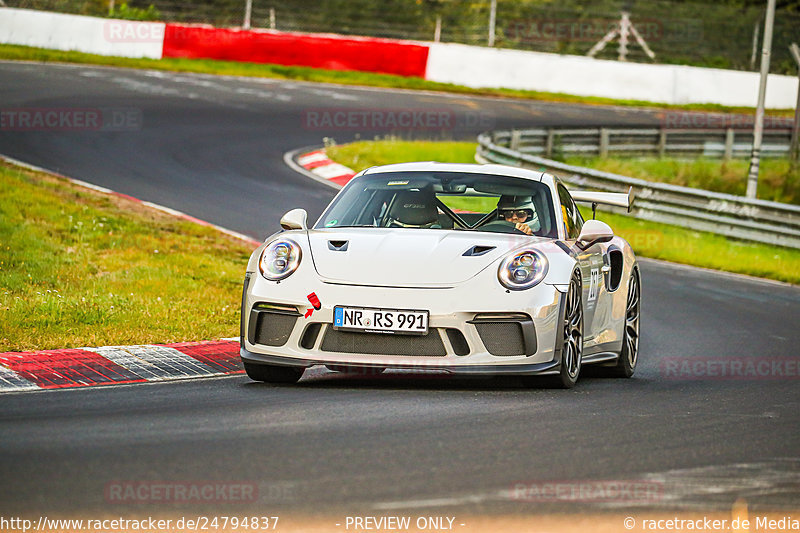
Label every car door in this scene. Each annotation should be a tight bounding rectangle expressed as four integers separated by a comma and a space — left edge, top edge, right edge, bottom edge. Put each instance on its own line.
557, 183, 605, 349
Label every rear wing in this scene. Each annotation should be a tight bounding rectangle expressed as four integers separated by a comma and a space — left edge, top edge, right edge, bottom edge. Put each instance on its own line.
570, 187, 634, 213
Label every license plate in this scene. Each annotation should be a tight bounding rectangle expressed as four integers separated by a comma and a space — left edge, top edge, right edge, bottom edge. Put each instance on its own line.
333, 306, 429, 335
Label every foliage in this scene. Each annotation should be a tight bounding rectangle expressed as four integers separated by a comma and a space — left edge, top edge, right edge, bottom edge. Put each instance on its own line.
111, 2, 161, 21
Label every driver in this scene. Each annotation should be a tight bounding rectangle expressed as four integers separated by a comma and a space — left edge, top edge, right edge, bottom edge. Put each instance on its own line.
497, 195, 537, 236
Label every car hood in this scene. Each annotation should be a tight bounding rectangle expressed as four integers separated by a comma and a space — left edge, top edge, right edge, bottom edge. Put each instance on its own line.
306, 228, 543, 287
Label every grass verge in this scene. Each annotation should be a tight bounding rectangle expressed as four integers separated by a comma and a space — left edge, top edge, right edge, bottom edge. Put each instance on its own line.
0, 161, 254, 352
0, 44, 793, 116
326, 139, 800, 284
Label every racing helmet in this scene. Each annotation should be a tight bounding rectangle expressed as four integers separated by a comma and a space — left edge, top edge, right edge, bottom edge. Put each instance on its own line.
497, 195, 535, 220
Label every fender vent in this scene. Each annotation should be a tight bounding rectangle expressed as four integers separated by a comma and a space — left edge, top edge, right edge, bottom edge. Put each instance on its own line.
607, 249, 624, 292
463, 245, 495, 257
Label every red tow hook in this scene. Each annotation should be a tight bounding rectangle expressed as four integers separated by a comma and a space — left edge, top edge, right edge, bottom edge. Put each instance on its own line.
305, 292, 321, 318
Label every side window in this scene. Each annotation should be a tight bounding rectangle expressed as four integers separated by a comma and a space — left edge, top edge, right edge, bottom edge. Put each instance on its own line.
557, 183, 583, 240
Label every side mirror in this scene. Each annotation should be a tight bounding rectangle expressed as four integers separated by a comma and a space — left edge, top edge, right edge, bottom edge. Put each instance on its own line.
577, 220, 613, 247
280, 208, 308, 230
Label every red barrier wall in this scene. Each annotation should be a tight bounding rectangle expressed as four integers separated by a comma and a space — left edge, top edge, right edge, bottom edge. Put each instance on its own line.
163, 25, 429, 78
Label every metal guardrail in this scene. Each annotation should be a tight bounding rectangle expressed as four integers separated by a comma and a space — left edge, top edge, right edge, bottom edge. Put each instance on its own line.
495, 127, 794, 159
477, 131, 800, 250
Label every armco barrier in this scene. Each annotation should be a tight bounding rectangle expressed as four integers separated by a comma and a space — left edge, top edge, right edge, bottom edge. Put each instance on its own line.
477, 131, 800, 250
162, 24, 429, 77
496, 126, 794, 159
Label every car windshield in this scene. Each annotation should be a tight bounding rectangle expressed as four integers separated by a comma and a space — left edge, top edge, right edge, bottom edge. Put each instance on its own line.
315, 171, 558, 238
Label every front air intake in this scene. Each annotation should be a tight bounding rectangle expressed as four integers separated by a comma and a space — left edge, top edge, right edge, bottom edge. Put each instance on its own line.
320, 329, 446, 356
469, 313, 537, 356
248, 303, 300, 347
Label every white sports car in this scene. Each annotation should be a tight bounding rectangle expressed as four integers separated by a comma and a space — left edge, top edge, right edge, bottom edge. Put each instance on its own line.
240, 162, 640, 388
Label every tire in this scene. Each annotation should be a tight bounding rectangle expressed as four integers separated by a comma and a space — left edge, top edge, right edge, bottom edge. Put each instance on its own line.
549, 269, 584, 389
605, 268, 641, 378
243, 361, 304, 384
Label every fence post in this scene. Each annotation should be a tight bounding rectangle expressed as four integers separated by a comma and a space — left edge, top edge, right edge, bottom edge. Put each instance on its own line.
790, 43, 800, 165
546, 129, 554, 158
434, 16, 442, 42
599, 128, 609, 158
243, 0, 252, 30
488, 0, 497, 47
658, 129, 667, 158
724, 128, 735, 161
270, 8, 276, 30
510, 130, 521, 151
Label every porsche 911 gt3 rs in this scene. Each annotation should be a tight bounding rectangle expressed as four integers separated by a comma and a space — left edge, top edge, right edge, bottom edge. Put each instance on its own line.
240, 162, 640, 388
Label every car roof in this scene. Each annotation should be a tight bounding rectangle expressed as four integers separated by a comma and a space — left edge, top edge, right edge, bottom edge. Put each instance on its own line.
360, 162, 549, 183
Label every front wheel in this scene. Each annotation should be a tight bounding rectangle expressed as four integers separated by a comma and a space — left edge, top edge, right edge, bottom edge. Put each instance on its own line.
606, 268, 640, 378
552, 270, 584, 388
243, 361, 304, 384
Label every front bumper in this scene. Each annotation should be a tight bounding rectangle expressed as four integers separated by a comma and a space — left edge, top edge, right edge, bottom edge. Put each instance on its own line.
240, 264, 565, 375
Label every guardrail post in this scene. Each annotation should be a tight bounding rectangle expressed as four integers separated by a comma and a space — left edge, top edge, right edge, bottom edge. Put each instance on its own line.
658, 129, 667, 158
546, 129, 554, 158
599, 128, 609, 158
510, 130, 521, 151
724, 128, 735, 161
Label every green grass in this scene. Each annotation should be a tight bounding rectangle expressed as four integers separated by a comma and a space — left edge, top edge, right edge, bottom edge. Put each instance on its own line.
0, 161, 254, 352
564, 156, 800, 205
0, 43, 794, 115
326, 139, 800, 284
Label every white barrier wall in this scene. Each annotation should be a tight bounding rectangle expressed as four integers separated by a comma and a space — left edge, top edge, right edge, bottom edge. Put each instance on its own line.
0, 8, 164, 59
426, 42, 798, 108
2, 7, 797, 109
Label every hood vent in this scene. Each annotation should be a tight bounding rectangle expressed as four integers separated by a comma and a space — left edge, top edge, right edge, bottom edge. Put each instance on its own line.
463, 245, 495, 257
328, 240, 349, 251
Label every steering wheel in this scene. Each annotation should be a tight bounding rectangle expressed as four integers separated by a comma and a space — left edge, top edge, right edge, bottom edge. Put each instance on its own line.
478, 220, 527, 235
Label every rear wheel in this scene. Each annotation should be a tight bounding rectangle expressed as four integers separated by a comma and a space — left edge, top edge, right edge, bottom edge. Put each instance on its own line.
243, 361, 304, 384
552, 270, 584, 389
605, 268, 640, 378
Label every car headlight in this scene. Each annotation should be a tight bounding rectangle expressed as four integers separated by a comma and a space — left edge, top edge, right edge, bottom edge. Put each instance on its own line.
498, 250, 548, 290
259, 239, 302, 281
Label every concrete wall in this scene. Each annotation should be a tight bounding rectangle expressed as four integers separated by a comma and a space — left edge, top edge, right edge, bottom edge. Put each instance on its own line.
0, 8, 164, 59
426, 42, 798, 108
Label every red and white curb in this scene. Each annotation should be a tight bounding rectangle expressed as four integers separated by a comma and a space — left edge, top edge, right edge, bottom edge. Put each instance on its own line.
0, 154, 262, 394
296, 150, 356, 187
0, 340, 243, 393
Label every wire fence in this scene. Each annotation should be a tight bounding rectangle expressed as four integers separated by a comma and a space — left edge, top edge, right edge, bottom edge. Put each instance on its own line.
5, 0, 800, 74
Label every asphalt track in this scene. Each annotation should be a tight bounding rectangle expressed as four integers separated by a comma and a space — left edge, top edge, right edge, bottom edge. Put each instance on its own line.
1, 62, 799, 521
